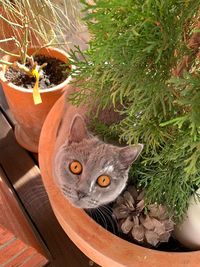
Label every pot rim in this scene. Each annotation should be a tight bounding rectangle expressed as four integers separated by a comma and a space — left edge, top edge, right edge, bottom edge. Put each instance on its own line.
39, 94, 200, 267
0, 47, 75, 93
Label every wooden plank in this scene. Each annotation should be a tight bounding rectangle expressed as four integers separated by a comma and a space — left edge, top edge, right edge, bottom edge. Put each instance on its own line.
0, 225, 48, 267
0, 166, 49, 260
0, 109, 99, 266
0, 85, 15, 125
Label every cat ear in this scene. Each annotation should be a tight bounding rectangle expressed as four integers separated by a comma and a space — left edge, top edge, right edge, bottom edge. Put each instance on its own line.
119, 144, 144, 168
68, 114, 89, 144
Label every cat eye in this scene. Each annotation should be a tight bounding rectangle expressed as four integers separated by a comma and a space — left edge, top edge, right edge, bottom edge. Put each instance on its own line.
97, 175, 111, 188
69, 161, 82, 175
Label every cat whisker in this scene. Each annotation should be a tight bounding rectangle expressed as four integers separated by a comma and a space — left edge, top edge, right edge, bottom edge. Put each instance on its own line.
100, 205, 120, 235
100, 207, 115, 231
100, 205, 113, 215
87, 209, 99, 223
96, 208, 108, 230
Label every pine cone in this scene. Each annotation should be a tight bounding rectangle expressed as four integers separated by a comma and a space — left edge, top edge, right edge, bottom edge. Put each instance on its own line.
112, 186, 174, 247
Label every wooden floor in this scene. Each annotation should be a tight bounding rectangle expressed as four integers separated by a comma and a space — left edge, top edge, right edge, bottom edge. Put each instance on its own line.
0, 86, 99, 267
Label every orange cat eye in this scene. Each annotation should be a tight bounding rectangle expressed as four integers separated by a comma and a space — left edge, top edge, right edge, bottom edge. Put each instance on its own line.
69, 161, 82, 174
97, 175, 111, 188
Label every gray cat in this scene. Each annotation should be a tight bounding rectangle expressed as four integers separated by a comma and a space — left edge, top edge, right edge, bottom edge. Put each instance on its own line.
53, 110, 143, 209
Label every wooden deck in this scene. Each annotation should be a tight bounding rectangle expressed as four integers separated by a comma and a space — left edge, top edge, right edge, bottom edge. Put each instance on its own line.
0, 86, 99, 267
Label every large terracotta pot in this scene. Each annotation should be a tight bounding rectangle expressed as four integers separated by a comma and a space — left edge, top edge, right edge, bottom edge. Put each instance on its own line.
39, 93, 200, 267
0, 47, 72, 152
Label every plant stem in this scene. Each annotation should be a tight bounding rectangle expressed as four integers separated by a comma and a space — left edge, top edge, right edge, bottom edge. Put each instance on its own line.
0, 14, 23, 28
0, 48, 19, 57
0, 37, 15, 43
12, 62, 33, 76
21, 17, 29, 64
0, 60, 33, 77
0, 60, 12, 66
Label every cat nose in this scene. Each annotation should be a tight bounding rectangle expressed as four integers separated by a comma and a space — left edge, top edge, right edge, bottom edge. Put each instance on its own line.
77, 190, 87, 199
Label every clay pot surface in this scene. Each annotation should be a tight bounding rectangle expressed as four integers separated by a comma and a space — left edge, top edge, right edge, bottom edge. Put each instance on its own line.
39, 93, 200, 267
0, 47, 72, 152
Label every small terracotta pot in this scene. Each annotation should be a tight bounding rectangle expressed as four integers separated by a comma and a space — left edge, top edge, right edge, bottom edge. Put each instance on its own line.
0, 47, 72, 152
39, 93, 200, 267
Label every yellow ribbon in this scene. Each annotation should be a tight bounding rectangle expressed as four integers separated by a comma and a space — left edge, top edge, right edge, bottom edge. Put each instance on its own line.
32, 69, 42, 105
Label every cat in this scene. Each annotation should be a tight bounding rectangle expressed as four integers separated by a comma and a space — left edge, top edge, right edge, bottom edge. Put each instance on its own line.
52, 90, 143, 209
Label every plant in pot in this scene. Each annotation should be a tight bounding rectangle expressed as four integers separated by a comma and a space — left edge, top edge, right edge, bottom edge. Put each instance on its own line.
39, 0, 200, 266
0, 0, 82, 152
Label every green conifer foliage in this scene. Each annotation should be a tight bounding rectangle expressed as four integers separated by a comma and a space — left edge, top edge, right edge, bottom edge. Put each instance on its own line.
70, 0, 200, 221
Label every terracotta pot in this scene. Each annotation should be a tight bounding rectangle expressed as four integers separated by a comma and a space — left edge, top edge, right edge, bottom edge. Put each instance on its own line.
39, 93, 200, 267
0, 47, 72, 152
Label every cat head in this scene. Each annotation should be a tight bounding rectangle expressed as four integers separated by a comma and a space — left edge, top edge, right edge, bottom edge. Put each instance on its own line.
53, 114, 143, 209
